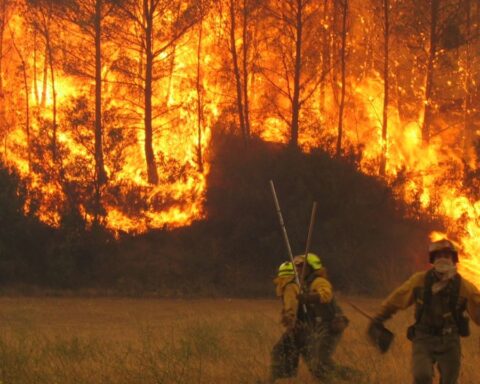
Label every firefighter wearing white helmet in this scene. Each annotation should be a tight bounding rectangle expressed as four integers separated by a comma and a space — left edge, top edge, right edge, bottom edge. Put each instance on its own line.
371, 238, 480, 384
271, 253, 350, 382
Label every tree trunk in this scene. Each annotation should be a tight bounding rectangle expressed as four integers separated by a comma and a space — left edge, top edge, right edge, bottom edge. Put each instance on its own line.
144, 0, 159, 184
320, 0, 330, 115
463, 0, 473, 161
290, 0, 303, 149
422, 0, 439, 144
0, 0, 6, 130
229, 0, 247, 145
22, 63, 30, 172
94, 0, 107, 186
242, 0, 251, 140
11, 37, 30, 172
379, 0, 389, 176
33, 29, 40, 106
46, 28, 57, 162
336, 0, 348, 157
166, 3, 180, 104
41, 44, 48, 108
196, 17, 203, 172
331, 0, 340, 103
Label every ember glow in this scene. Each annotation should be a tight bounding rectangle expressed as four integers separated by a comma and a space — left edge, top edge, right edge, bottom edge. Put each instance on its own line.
1, 0, 479, 284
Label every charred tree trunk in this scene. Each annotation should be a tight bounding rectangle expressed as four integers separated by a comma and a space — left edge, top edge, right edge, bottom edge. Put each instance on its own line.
45, 28, 57, 162
166, 3, 180, 104
33, 30, 40, 106
463, 0, 473, 161
422, 0, 439, 144
229, 0, 247, 145
0, 0, 6, 129
242, 0, 251, 140
379, 0, 389, 176
41, 44, 48, 108
290, 0, 303, 149
11, 36, 30, 172
196, 18, 204, 172
336, 0, 348, 157
144, 0, 159, 185
22, 63, 30, 171
94, 0, 107, 187
320, 0, 330, 115
331, 0, 340, 103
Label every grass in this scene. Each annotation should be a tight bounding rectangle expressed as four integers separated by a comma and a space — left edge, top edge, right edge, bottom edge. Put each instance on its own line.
0, 297, 478, 383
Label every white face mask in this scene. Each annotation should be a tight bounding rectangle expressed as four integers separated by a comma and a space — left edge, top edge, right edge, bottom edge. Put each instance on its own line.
433, 258, 455, 273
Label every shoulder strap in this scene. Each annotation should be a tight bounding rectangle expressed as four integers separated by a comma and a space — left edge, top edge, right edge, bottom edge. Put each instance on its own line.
415, 269, 435, 323
303, 272, 317, 291
449, 274, 461, 321
416, 271, 462, 325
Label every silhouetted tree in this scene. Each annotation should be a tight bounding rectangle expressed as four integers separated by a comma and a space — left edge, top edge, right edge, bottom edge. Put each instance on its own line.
114, 0, 202, 184
263, 0, 325, 148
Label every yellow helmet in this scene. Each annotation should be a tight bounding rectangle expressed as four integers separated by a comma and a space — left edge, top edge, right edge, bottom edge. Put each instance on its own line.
293, 253, 323, 270
277, 261, 295, 277
306, 253, 322, 270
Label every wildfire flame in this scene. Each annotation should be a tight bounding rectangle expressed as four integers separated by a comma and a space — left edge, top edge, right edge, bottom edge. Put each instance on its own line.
1, 0, 479, 288
1, 2, 220, 233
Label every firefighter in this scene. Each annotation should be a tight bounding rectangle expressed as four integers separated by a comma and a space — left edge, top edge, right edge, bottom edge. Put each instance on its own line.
270, 254, 349, 382
270, 260, 300, 381
370, 239, 480, 384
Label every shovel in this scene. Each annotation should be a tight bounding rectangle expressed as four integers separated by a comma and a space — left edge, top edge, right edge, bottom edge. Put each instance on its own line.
349, 302, 394, 353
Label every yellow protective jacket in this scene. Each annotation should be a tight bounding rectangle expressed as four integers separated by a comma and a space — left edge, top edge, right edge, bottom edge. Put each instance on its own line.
306, 269, 334, 304
295, 269, 335, 324
274, 275, 299, 322
377, 270, 480, 325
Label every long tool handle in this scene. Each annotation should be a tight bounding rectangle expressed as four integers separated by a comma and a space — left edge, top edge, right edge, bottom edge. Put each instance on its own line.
269, 180, 300, 286
299, 202, 318, 291
348, 301, 376, 321
270, 180, 309, 316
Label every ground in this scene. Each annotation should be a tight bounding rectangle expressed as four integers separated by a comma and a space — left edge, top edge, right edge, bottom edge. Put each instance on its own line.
0, 296, 479, 383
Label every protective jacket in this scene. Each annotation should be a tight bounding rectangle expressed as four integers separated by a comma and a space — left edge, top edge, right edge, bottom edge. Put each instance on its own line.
274, 275, 299, 325
376, 270, 480, 330
271, 268, 347, 381
306, 268, 334, 303
297, 269, 335, 325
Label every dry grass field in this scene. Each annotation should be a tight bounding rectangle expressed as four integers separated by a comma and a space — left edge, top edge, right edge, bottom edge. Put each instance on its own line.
0, 296, 479, 383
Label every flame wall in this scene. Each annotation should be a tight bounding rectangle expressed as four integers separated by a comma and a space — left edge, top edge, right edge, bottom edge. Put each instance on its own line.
1, 0, 480, 285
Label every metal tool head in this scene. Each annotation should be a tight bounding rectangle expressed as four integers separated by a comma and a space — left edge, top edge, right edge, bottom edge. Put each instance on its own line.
368, 321, 394, 353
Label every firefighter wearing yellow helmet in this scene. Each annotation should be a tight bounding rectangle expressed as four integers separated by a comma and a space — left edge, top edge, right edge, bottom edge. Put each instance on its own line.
270, 253, 349, 382
370, 239, 480, 384
273, 261, 299, 329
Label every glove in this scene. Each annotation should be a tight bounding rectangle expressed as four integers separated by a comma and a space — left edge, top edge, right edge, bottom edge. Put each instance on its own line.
368, 317, 386, 336
367, 317, 394, 353
371, 316, 385, 326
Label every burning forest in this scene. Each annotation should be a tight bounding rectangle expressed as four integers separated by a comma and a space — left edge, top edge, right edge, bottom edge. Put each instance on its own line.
1, 0, 480, 289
